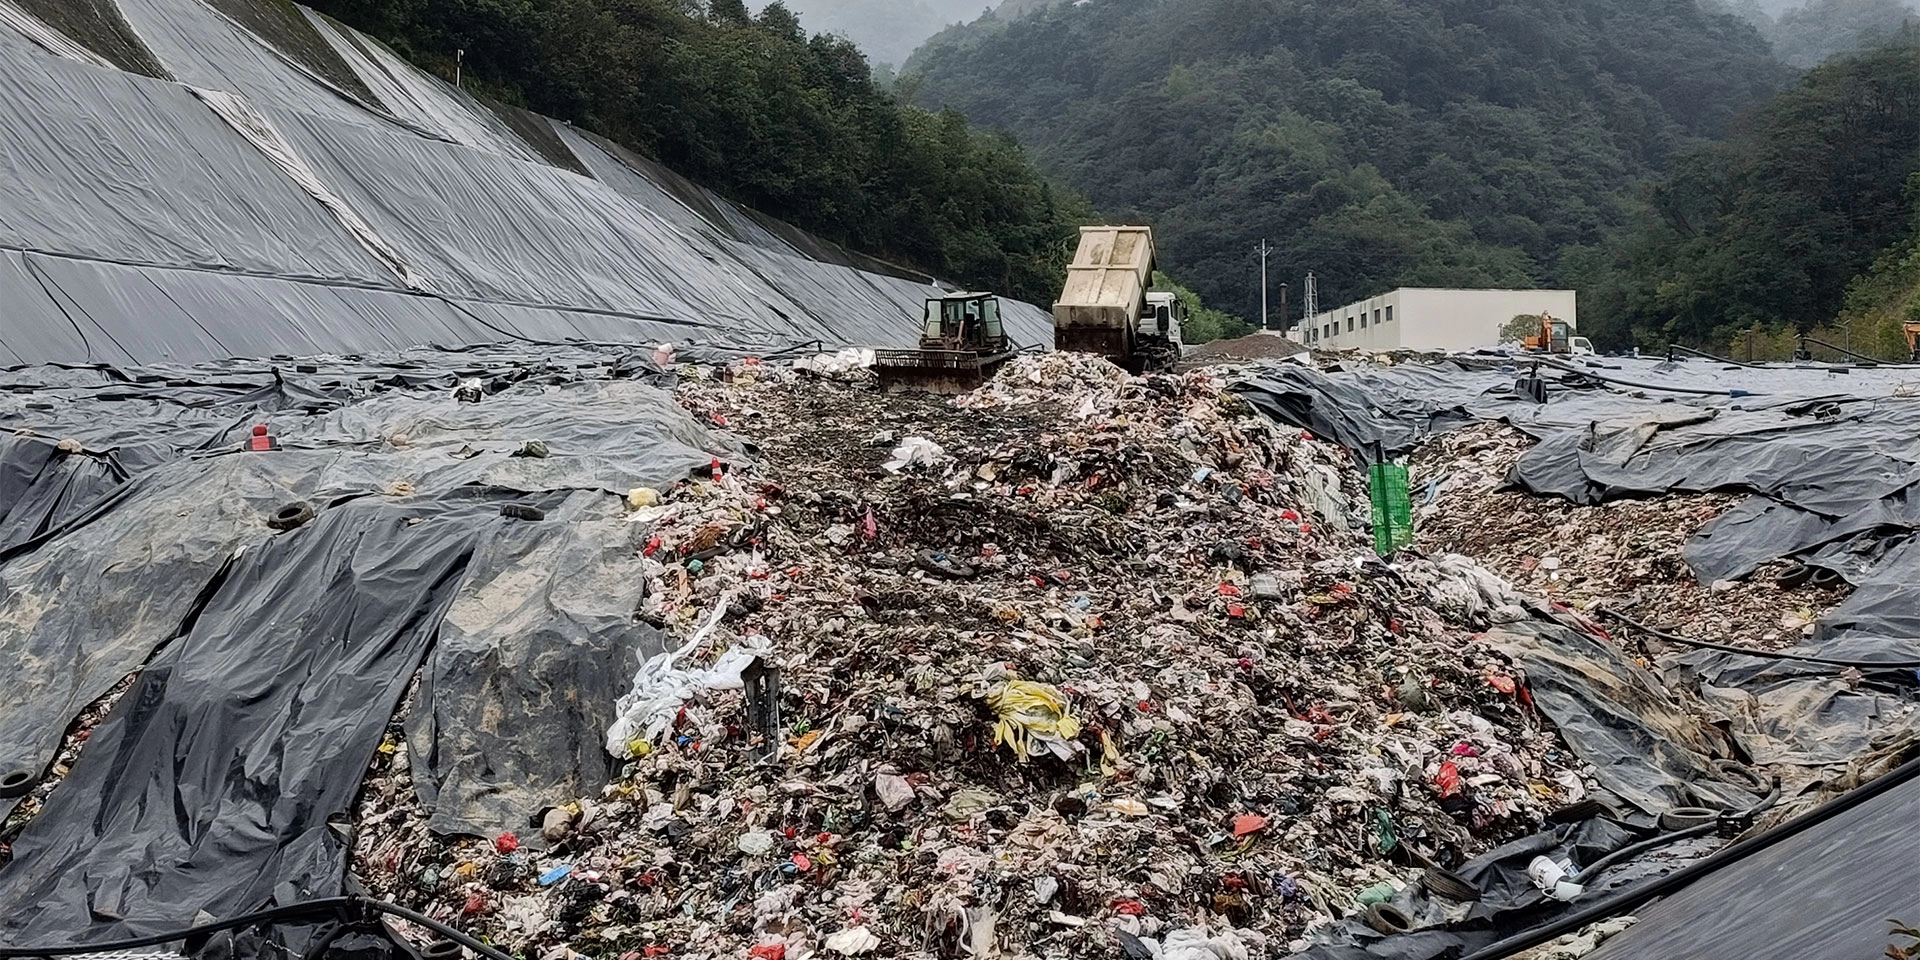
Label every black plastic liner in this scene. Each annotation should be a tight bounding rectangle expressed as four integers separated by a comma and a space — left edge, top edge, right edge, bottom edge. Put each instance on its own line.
0, 345, 735, 943
1238, 357, 1920, 959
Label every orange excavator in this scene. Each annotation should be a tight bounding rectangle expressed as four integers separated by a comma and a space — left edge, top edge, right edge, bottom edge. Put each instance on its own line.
1522, 312, 1573, 354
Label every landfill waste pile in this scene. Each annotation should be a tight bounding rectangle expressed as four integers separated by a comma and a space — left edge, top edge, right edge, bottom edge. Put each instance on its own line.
1232, 354, 1920, 958
1409, 422, 1847, 651
351, 353, 1597, 958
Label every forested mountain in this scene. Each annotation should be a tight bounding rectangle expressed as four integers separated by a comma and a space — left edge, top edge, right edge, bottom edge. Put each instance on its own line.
1579, 39, 1920, 352
1720, 0, 1918, 67
749, 0, 983, 68
906, 0, 1791, 325
306, 0, 1083, 305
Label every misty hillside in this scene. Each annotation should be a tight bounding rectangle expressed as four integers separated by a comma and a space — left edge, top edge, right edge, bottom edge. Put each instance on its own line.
907, 0, 1790, 323
751, 0, 986, 66
1718, 0, 1919, 65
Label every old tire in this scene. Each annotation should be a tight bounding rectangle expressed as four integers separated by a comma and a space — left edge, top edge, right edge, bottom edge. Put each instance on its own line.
915, 549, 976, 580
1420, 866, 1481, 902
0, 769, 35, 799
421, 942, 462, 960
501, 503, 546, 522
1658, 806, 1718, 831
1364, 903, 1413, 935
267, 501, 315, 531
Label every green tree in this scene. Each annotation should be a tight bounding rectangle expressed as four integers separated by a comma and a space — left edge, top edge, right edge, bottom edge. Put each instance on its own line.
907, 0, 1790, 320
1152, 271, 1252, 344
1585, 38, 1920, 348
1500, 315, 1544, 344
304, 0, 1087, 305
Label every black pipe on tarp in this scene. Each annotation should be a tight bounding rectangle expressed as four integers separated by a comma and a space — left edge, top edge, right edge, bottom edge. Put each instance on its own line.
1455, 752, 1920, 960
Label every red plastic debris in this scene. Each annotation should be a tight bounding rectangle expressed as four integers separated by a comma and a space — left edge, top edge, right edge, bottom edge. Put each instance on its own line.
1218, 583, 1242, 597
643, 536, 662, 558
1451, 742, 1482, 757
748, 946, 785, 960
644, 948, 672, 959
493, 831, 519, 854
862, 508, 878, 539
1487, 674, 1518, 695
1226, 603, 1247, 618
1436, 761, 1464, 798
791, 853, 812, 872
1232, 814, 1268, 837
1137, 700, 1155, 712
462, 892, 488, 915
1111, 899, 1147, 916
1280, 509, 1301, 522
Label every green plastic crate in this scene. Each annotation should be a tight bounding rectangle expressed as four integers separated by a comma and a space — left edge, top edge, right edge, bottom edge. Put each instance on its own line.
1369, 462, 1414, 555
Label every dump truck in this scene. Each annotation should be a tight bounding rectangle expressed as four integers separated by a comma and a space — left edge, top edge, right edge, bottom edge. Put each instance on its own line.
1052, 225, 1184, 373
872, 291, 1018, 393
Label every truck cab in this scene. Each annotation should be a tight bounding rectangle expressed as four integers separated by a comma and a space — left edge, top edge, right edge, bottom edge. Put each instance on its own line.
1142, 291, 1187, 354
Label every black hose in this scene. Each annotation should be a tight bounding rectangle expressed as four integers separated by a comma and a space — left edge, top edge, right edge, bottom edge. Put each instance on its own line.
0, 896, 516, 960
1456, 751, 1920, 960
1794, 335, 1911, 367
1664, 344, 1769, 369
1570, 781, 1780, 885
1598, 607, 1920, 670
1530, 356, 1763, 397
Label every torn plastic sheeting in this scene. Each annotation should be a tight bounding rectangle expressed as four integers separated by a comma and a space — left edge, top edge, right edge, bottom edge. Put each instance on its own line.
0, 498, 479, 940
192, 85, 424, 288
1485, 621, 1748, 816
1236, 359, 1920, 643
405, 491, 662, 839
0, 0, 116, 68
1288, 817, 1650, 960
0, 49, 394, 286
604, 596, 769, 755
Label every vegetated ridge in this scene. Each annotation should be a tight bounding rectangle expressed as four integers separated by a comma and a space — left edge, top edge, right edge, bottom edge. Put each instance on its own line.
305, 0, 1087, 307
905, 0, 1792, 326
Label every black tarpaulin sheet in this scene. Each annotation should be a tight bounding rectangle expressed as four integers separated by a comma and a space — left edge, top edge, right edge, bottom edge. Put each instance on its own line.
0, 39, 393, 283
1487, 621, 1749, 815
1290, 816, 1661, 960
0, 0, 1056, 366
0, 497, 477, 939
405, 490, 654, 838
0, 454, 318, 809
0, 345, 731, 942
1235, 357, 1920, 770
1586, 773, 1920, 960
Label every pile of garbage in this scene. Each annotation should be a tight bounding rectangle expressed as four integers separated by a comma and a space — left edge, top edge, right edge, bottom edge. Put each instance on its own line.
1409, 423, 1847, 650
351, 355, 1590, 958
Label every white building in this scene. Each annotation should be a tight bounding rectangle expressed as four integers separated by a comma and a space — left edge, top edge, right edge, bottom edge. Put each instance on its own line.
1287, 288, 1577, 353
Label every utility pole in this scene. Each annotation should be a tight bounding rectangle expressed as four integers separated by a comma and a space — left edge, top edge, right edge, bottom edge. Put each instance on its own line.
456, 49, 464, 89
1256, 239, 1272, 331
1303, 272, 1319, 331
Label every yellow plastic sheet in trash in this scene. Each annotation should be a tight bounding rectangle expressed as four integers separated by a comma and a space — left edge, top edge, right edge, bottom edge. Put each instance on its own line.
988, 680, 1082, 760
